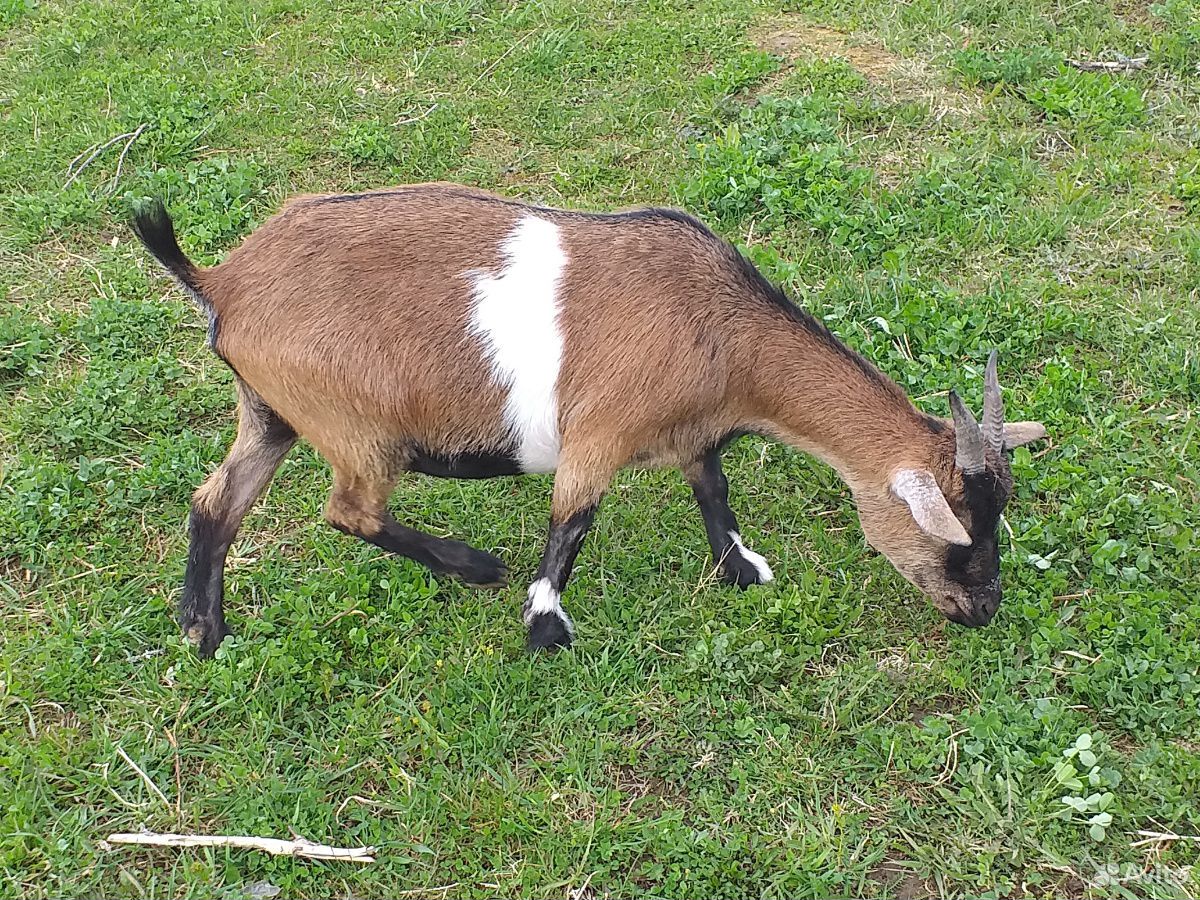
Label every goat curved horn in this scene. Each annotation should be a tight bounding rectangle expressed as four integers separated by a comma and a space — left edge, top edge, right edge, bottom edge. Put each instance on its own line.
982, 350, 1005, 456
949, 390, 986, 475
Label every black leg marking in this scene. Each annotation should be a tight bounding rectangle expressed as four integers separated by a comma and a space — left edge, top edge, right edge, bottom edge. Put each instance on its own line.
525, 598, 573, 651
182, 384, 295, 657
408, 445, 523, 479
180, 507, 235, 657
524, 506, 597, 652
333, 514, 508, 587
686, 448, 773, 589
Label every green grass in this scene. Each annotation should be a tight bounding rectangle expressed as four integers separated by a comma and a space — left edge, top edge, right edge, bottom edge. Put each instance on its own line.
2, 0, 1199, 896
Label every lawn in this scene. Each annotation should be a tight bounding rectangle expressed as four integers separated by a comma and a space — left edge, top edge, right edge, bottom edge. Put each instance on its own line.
2, 0, 1199, 896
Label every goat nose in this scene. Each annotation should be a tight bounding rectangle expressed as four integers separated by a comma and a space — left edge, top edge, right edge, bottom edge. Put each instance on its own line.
950, 595, 995, 628
976, 593, 1001, 623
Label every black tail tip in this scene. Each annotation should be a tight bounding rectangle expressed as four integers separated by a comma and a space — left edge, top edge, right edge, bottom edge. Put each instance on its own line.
127, 195, 201, 292
128, 195, 172, 244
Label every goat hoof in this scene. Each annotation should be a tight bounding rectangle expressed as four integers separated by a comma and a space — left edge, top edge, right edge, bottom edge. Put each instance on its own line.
459, 553, 508, 589
526, 611, 573, 652
721, 555, 772, 590
181, 614, 232, 658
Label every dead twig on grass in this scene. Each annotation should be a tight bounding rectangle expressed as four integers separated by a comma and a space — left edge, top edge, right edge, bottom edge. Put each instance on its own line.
64, 124, 148, 190
105, 831, 376, 863
110, 124, 149, 190
1066, 56, 1148, 73
932, 728, 966, 786
1130, 829, 1200, 848
391, 103, 439, 128
334, 794, 382, 823
467, 29, 536, 92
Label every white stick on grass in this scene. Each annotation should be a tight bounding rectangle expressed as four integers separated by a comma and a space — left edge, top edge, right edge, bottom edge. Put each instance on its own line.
109, 123, 149, 190
105, 831, 377, 863
1130, 829, 1200, 848
63, 123, 149, 190
1066, 56, 1148, 73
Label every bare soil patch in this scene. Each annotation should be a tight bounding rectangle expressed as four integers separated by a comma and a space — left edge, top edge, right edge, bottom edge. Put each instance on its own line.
867, 852, 933, 899
750, 15, 981, 117
753, 20, 902, 82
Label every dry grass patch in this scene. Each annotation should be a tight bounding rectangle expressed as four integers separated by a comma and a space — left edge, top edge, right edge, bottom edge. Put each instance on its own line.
751, 14, 981, 118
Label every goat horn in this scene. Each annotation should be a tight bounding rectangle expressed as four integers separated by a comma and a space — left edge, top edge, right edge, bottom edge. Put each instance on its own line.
982, 350, 1005, 456
949, 390, 986, 475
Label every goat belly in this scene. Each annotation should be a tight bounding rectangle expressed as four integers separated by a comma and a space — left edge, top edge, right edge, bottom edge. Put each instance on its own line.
407, 445, 526, 479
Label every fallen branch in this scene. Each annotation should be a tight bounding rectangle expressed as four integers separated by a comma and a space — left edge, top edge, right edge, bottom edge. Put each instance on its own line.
1066, 56, 1148, 73
1130, 829, 1200, 848
64, 124, 149, 190
106, 831, 376, 863
110, 123, 149, 190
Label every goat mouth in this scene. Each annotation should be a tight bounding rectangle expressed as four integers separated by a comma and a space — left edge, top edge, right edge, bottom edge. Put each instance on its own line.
910, 576, 995, 627
942, 599, 992, 628
942, 610, 981, 628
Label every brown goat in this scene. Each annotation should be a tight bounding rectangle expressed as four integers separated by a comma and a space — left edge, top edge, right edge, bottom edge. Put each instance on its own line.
131, 183, 1046, 656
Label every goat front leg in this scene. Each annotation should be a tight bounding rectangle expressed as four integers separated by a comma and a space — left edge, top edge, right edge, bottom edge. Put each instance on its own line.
524, 451, 615, 651
684, 448, 773, 588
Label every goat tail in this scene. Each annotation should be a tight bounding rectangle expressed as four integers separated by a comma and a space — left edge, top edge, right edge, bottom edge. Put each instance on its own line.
130, 197, 211, 313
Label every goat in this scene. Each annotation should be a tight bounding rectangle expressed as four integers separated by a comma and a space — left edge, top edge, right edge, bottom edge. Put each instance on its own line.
131, 183, 1046, 657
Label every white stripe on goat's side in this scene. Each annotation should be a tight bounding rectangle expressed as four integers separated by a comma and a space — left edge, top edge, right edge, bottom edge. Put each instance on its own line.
468, 216, 567, 473
728, 530, 774, 582
524, 577, 575, 635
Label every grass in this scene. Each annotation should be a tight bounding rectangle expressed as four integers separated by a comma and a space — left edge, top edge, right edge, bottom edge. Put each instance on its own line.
2, 0, 1199, 896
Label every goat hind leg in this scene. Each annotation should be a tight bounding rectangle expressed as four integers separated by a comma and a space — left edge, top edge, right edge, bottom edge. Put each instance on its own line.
325, 471, 507, 587
182, 385, 296, 657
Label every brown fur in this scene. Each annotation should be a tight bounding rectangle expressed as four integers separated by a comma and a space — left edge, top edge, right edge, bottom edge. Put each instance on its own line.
192, 382, 296, 525
194, 184, 944, 523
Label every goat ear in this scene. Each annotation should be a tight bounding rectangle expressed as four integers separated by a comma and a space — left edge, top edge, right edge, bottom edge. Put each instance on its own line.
1003, 421, 1047, 449
890, 469, 972, 546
